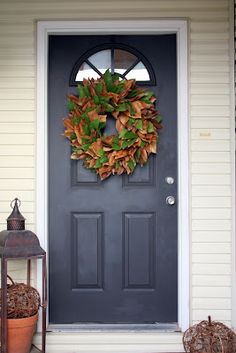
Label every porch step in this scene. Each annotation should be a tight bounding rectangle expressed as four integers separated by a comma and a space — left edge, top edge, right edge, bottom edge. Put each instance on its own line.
32, 331, 184, 353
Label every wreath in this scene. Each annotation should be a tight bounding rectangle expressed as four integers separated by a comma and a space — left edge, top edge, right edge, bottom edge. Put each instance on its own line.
64, 70, 162, 180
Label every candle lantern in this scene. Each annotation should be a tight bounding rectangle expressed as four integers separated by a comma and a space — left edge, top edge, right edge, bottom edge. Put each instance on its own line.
0, 198, 47, 353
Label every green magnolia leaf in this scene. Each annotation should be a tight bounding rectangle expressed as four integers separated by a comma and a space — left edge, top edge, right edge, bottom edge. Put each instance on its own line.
117, 102, 128, 112
127, 101, 136, 115
95, 83, 103, 95
82, 143, 90, 151
144, 91, 154, 100
103, 69, 114, 91
81, 112, 90, 123
122, 140, 130, 149
140, 97, 152, 104
93, 95, 100, 105
83, 125, 90, 135
123, 131, 137, 140
70, 133, 76, 140
99, 149, 105, 157
67, 100, 76, 111
128, 159, 136, 171
73, 117, 80, 125
119, 129, 128, 138
135, 120, 143, 130
100, 156, 108, 164
113, 81, 125, 94
141, 141, 146, 148
119, 129, 137, 140
156, 115, 162, 123
112, 137, 119, 145
100, 96, 110, 104
89, 118, 100, 130
104, 103, 114, 112
122, 138, 136, 149
127, 89, 139, 99
135, 149, 141, 161
147, 121, 155, 133
78, 85, 89, 98
128, 118, 135, 126
95, 159, 102, 168
82, 137, 90, 143
98, 122, 106, 131
113, 143, 121, 151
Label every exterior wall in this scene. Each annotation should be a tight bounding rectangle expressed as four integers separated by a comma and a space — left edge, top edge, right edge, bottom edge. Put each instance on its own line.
0, 0, 234, 352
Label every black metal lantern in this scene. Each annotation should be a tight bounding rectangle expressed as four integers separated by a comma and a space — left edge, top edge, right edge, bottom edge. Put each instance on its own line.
0, 198, 47, 353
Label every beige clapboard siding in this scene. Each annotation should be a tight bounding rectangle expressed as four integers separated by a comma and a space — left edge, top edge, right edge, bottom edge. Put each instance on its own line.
0, 134, 34, 144
0, 78, 35, 89
0, 111, 34, 122
0, 89, 35, 100
192, 151, 231, 162
192, 163, 231, 174
193, 297, 231, 309
190, 12, 232, 323
0, 0, 232, 350
192, 118, 230, 128
0, 167, 34, 178
192, 275, 231, 286
192, 231, 231, 242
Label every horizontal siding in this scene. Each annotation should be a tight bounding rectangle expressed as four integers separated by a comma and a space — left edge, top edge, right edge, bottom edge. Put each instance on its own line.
33, 332, 184, 353
0, 0, 233, 351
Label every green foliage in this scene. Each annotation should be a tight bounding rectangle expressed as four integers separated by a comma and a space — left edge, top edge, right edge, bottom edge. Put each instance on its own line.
135, 120, 143, 130
147, 121, 154, 133
78, 84, 90, 98
128, 159, 136, 171
67, 100, 76, 111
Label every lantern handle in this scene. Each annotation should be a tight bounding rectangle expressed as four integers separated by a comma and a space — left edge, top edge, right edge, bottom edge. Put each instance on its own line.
10, 198, 21, 209
7, 275, 15, 286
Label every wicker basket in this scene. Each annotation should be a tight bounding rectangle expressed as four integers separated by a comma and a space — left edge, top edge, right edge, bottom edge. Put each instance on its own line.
0, 275, 40, 319
183, 316, 236, 353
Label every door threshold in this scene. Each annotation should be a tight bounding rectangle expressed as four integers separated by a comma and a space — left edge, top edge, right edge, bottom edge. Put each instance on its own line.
48, 322, 180, 332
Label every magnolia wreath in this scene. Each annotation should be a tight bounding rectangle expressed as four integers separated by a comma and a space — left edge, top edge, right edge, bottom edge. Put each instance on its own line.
64, 70, 162, 180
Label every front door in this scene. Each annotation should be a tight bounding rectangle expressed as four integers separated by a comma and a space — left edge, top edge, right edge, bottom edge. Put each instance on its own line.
48, 34, 177, 324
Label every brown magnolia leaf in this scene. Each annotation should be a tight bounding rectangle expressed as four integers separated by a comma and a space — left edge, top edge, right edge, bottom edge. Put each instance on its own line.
140, 148, 148, 165
107, 92, 120, 103
116, 119, 123, 133
114, 150, 128, 160
146, 140, 157, 154
89, 139, 103, 156
119, 79, 135, 98
116, 166, 125, 175
118, 114, 129, 126
87, 109, 99, 121
102, 136, 114, 146
88, 84, 96, 97
108, 153, 115, 166
64, 118, 74, 130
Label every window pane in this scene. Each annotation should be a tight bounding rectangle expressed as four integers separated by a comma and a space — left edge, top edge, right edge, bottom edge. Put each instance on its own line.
75, 62, 100, 81
114, 49, 137, 75
88, 50, 111, 74
125, 61, 150, 81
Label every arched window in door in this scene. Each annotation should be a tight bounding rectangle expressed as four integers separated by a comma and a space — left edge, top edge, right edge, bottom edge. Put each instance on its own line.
70, 45, 156, 86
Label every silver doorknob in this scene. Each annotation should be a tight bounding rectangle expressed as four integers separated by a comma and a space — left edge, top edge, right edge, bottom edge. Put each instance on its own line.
166, 196, 175, 205
165, 176, 175, 185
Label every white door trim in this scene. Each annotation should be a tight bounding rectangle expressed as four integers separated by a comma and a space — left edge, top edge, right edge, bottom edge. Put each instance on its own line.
36, 20, 189, 331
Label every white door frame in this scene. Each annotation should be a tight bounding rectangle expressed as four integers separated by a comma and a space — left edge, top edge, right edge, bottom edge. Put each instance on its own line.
36, 20, 189, 331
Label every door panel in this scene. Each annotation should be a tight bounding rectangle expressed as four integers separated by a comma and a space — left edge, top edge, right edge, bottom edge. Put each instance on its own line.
48, 34, 177, 324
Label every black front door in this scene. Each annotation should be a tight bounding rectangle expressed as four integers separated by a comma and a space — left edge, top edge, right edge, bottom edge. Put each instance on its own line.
48, 34, 177, 324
